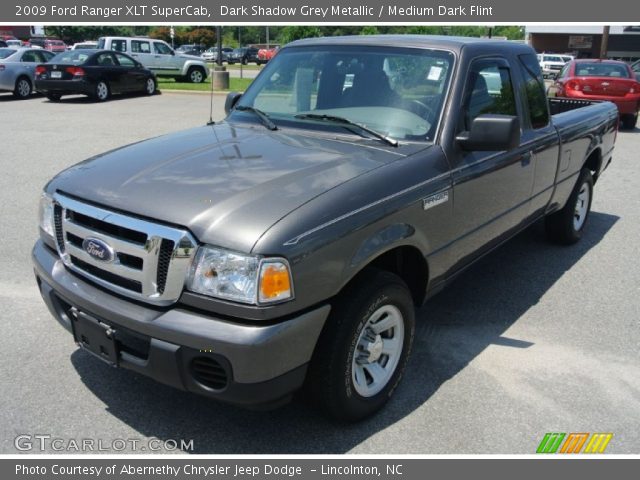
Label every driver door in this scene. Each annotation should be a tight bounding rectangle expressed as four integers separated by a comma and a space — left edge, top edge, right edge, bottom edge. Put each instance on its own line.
448, 57, 534, 267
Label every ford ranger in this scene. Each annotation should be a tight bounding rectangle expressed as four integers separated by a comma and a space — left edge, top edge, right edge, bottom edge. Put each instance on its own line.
33, 36, 618, 421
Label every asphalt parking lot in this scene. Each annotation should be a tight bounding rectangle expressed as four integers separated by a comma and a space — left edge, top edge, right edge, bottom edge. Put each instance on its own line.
0, 91, 638, 454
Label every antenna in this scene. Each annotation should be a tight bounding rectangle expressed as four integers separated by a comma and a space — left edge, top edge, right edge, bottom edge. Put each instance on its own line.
207, 66, 215, 125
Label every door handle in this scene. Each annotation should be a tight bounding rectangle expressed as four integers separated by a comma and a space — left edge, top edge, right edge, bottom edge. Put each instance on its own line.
521, 151, 532, 166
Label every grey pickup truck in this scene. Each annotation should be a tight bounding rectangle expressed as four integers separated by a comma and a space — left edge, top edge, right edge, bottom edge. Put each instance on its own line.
33, 36, 618, 421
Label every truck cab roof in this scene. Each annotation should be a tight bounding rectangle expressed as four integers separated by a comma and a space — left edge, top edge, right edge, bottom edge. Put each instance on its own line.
287, 34, 534, 55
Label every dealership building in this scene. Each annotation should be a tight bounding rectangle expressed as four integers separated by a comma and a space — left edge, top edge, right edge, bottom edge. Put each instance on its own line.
526, 26, 640, 60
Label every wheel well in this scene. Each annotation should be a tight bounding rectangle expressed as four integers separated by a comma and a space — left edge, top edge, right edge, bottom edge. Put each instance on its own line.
584, 148, 602, 183
16, 75, 31, 86
364, 246, 429, 306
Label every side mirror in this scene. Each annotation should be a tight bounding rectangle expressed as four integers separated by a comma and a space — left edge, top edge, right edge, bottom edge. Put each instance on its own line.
224, 91, 242, 115
456, 114, 520, 151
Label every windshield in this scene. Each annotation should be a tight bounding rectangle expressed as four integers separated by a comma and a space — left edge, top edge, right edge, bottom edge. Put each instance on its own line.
49, 51, 90, 64
234, 45, 454, 141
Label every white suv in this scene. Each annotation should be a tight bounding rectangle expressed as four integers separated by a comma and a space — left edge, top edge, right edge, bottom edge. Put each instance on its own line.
537, 53, 568, 79
97, 36, 208, 83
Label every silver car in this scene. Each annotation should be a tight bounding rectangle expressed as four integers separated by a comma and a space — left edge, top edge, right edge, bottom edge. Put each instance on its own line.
0, 48, 55, 98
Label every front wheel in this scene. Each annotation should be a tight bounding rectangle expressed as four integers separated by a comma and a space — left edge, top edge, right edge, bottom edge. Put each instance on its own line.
545, 168, 593, 244
187, 67, 205, 84
307, 269, 415, 421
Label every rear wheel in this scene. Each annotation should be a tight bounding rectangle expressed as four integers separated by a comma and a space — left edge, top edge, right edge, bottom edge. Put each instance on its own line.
307, 269, 415, 421
621, 114, 638, 130
187, 67, 205, 84
545, 168, 593, 245
93, 80, 110, 102
13, 77, 32, 99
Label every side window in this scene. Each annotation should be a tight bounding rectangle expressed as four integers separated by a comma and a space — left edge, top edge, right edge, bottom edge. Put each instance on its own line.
115, 53, 135, 67
21, 51, 39, 63
518, 53, 550, 129
463, 60, 517, 130
97, 53, 115, 66
154, 42, 173, 55
131, 40, 151, 54
36, 51, 53, 63
110, 40, 127, 52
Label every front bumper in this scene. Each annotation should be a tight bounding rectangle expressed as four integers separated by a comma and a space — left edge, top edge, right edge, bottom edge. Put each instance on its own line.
32, 240, 330, 407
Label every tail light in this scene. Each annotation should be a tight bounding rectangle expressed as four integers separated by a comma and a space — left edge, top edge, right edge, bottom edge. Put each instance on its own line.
566, 80, 580, 92
65, 66, 85, 77
34, 65, 46, 75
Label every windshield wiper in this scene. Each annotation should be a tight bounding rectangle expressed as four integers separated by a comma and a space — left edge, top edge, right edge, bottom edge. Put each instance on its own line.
294, 113, 398, 147
235, 105, 278, 131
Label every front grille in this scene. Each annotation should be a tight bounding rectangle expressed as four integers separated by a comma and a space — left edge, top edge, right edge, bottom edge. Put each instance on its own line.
52, 193, 197, 306
156, 239, 174, 295
54, 205, 65, 252
190, 357, 228, 390
70, 255, 143, 293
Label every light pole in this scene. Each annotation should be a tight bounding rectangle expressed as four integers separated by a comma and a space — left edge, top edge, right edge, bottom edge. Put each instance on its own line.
216, 26, 222, 67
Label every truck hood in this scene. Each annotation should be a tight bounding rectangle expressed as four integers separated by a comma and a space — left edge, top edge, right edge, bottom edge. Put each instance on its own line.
47, 123, 411, 252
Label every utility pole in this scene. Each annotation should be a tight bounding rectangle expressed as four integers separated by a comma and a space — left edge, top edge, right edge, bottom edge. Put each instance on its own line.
600, 25, 610, 59
216, 26, 222, 67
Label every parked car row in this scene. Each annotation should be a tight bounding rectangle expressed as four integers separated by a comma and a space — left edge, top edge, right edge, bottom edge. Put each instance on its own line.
98, 37, 208, 83
0, 47, 157, 102
199, 45, 278, 65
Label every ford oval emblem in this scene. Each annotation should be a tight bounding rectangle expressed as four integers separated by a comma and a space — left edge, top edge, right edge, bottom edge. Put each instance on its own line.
82, 238, 115, 263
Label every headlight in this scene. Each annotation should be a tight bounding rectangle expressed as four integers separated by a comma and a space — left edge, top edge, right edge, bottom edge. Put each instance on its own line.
38, 193, 55, 238
187, 246, 294, 305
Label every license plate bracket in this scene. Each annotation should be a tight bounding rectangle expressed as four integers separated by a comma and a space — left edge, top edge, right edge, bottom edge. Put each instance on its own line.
70, 308, 119, 366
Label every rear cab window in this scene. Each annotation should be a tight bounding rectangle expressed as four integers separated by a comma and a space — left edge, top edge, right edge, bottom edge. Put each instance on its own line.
517, 54, 550, 129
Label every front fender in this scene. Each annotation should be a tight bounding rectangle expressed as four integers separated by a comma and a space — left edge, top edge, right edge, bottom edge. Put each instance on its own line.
180, 60, 208, 77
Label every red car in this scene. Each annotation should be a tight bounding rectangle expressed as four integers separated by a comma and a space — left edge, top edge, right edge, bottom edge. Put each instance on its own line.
257, 46, 279, 65
43, 39, 67, 53
549, 59, 640, 129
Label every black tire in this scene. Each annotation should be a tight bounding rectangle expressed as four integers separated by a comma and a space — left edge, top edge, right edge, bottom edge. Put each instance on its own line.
187, 66, 205, 84
242, 57, 248, 66
13, 76, 32, 99
46, 93, 61, 102
545, 168, 593, 245
307, 269, 415, 422
621, 114, 638, 130
144, 76, 156, 95
93, 80, 110, 102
